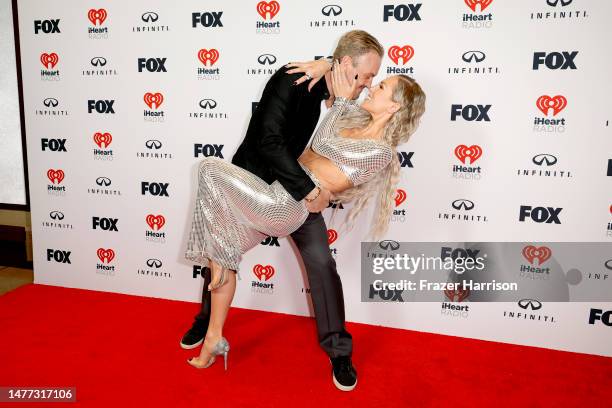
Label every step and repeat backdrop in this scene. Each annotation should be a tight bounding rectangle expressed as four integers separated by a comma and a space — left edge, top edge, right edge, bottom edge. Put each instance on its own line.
17, 0, 612, 356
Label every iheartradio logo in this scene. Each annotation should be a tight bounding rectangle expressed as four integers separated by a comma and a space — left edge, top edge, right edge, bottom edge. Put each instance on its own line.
40, 53, 59, 69
327, 229, 338, 245
146, 214, 165, 230
257, 1, 280, 19
144, 93, 164, 109
522, 245, 551, 266
445, 287, 470, 302
253, 264, 275, 281
464, 0, 493, 12
394, 189, 407, 207
198, 49, 219, 66
88, 9, 107, 25
455, 145, 482, 164
97, 248, 115, 263
388, 45, 414, 65
536, 95, 567, 116
93, 132, 112, 148
47, 169, 65, 184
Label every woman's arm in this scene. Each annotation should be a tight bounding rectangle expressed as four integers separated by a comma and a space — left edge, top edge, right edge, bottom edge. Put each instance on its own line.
310, 61, 360, 145
312, 97, 350, 140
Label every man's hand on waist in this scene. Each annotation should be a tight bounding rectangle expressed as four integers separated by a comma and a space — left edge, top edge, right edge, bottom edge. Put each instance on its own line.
304, 186, 331, 213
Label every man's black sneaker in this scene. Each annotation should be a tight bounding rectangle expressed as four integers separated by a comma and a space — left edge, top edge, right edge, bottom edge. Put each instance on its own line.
180, 321, 206, 349
330, 356, 358, 391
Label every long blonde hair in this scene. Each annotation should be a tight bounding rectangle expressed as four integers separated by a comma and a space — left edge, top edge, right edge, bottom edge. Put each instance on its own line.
330, 75, 426, 240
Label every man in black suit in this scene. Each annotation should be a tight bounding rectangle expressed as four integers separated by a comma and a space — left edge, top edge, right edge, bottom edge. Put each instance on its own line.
181, 30, 383, 391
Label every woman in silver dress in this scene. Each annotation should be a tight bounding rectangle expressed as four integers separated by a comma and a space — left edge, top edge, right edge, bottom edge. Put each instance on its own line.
185, 61, 425, 369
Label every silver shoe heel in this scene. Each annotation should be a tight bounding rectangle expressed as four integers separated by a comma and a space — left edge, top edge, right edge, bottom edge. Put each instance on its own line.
188, 337, 231, 370
208, 337, 230, 370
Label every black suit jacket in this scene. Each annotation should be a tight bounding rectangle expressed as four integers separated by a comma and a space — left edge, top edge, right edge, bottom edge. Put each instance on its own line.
232, 66, 330, 202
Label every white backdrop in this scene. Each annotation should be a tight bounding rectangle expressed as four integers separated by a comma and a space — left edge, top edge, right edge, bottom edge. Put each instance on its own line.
17, 0, 612, 357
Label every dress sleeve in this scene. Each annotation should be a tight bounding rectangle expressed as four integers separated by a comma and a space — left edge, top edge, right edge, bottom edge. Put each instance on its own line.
310, 97, 351, 145
350, 144, 394, 187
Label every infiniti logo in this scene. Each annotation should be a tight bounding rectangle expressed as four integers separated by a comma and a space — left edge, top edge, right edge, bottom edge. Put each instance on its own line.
199, 99, 217, 109
141, 11, 159, 22
547, 0, 572, 6
43, 98, 59, 107
90, 57, 107, 67
605, 259, 612, 271
145, 139, 162, 149
532, 153, 558, 166
518, 299, 542, 310
378, 240, 400, 251
146, 258, 162, 268
322, 4, 342, 16
96, 177, 111, 186
49, 211, 64, 220
257, 53, 277, 65
452, 199, 475, 211
462, 51, 486, 63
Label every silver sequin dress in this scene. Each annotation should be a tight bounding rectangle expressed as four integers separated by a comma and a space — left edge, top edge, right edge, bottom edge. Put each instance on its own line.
184, 97, 393, 272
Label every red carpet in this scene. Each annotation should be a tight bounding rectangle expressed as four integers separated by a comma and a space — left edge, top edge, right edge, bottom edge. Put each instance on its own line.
0, 284, 610, 407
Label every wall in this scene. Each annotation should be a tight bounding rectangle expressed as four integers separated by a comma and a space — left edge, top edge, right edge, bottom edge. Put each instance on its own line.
16, 0, 612, 356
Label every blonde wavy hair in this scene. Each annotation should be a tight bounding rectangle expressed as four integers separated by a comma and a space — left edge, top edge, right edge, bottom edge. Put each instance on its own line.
330, 74, 426, 240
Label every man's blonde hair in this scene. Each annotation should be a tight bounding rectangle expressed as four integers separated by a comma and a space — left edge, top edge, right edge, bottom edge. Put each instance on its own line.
332, 30, 384, 65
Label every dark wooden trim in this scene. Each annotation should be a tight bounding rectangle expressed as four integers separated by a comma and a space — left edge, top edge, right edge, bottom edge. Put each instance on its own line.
0, 203, 29, 211
1, 0, 30, 210
0, 225, 26, 241
0, 224, 28, 268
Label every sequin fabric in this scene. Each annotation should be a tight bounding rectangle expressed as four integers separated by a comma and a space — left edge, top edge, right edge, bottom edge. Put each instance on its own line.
310, 97, 394, 187
185, 98, 392, 271
185, 157, 309, 272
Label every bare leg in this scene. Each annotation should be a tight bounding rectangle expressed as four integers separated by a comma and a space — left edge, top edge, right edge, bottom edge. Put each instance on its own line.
188, 258, 236, 367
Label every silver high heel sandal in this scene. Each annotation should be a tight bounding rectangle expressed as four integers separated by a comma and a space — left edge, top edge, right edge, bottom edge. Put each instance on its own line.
188, 337, 231, 370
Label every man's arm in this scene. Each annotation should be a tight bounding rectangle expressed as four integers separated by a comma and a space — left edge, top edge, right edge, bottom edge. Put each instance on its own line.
252, 70, 316, 202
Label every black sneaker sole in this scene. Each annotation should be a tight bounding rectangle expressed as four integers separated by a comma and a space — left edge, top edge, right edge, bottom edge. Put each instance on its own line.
180, 337, 203, 350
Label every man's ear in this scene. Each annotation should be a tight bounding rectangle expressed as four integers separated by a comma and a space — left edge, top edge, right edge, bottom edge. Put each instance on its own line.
340, 55, 352, 67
